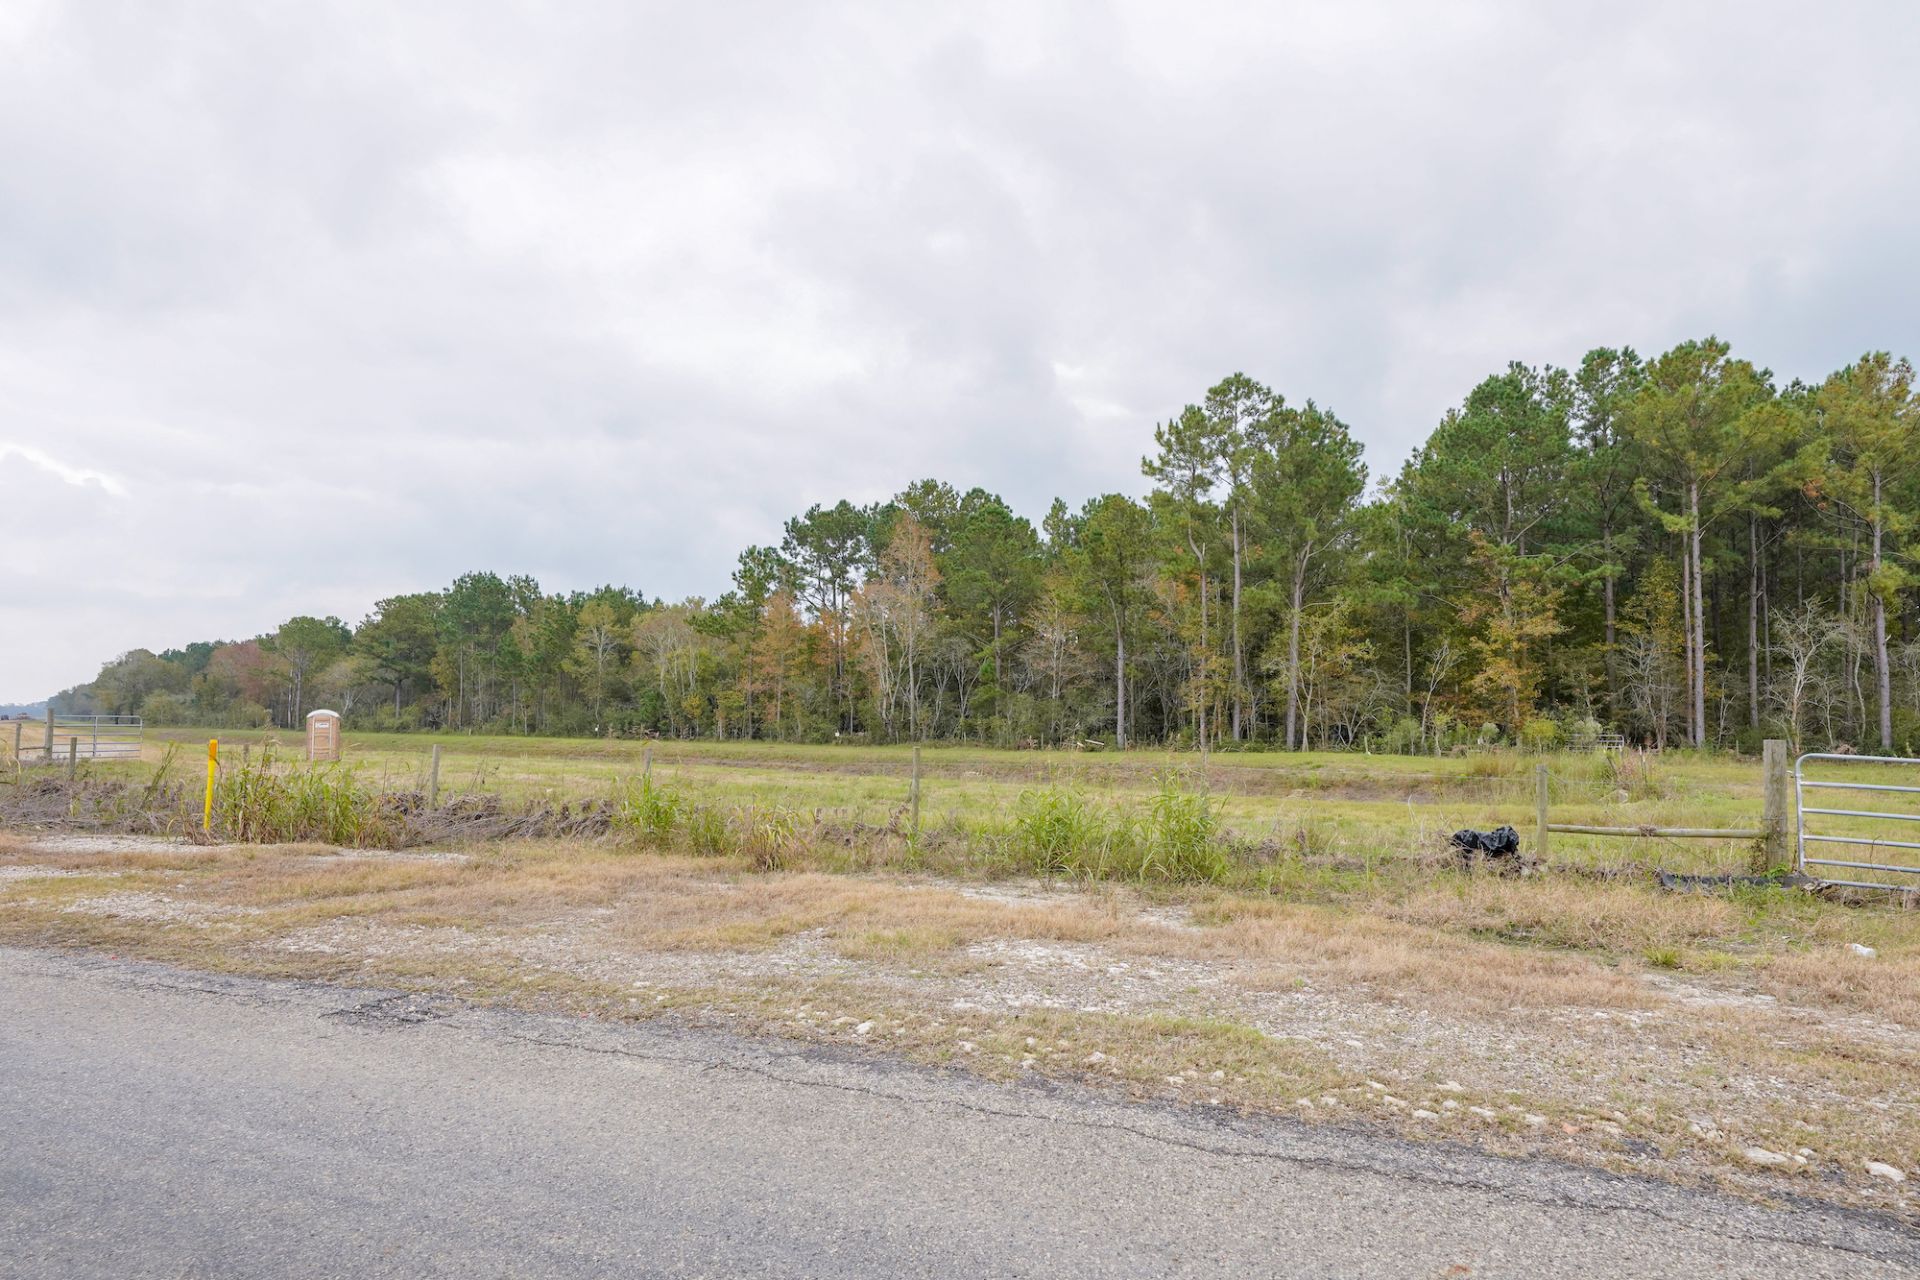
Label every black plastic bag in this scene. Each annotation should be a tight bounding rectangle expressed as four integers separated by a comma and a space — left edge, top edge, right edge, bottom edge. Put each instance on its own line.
1450, 824, 1521, 865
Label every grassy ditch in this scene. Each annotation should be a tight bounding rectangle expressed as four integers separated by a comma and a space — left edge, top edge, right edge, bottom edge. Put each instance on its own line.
75, 731, 1806, 877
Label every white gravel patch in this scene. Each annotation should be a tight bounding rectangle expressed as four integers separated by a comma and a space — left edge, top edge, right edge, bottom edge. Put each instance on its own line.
62, 892, 260, 926
21, 835, 196, 855
0, 865, 93, 887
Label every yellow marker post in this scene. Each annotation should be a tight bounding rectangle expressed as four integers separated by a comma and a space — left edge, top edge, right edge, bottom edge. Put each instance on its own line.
204, 738, 218, 832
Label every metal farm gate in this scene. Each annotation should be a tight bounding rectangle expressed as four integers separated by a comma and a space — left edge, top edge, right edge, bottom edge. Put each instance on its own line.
7, 714, 145, 765
1796, 752, 1920, 891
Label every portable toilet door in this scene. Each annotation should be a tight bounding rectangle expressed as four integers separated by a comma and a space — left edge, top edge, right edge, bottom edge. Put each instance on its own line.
306, 709, 342, 762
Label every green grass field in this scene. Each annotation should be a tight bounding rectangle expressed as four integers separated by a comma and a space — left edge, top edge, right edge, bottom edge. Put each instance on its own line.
84, 728, 1820, 876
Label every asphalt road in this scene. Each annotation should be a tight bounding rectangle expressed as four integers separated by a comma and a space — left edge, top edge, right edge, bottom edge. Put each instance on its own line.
1, 947, 1914, 1278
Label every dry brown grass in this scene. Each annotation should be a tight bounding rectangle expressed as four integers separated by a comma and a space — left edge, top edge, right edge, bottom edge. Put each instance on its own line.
182, 846, 650, 927
1372, 878, 1743, 953
0, 835, 1898, 1022
1761, 948, 1920, 1025
0, 836, 1878, 1020
1181, 897, 1654, 1010
0, 836, 1622, 1014
194, 849, 1672, 1014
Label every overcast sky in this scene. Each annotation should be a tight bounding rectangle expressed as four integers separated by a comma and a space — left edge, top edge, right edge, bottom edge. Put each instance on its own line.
4, 1, 1917, 700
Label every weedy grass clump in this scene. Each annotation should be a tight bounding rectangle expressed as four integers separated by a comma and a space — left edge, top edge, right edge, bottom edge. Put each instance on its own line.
1128, 773, 1228, 882
737, 804, 808, 870
1461, 750, 1519, 780
1010, 787, 1106, 876
1603, 748, 1665, 801
611, 776, 686, 848
213, 750, 394, 846
684, 803, 730, 855
611, 777, 808, 868
1009, 773, 1227, 883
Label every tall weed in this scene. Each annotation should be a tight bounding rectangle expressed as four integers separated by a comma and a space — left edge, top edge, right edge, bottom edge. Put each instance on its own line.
1462, 750, 1518, 780
610, 778, 812, 868
684, 804, 730, 855
612, 776, 685, 848
1604, 749, 1664, 801
1010, 777, 1227, 883
213, 750, 392, 846
1135, 773, 1227, 881
1011, 787, 1103, 875
739, 804, 807, 870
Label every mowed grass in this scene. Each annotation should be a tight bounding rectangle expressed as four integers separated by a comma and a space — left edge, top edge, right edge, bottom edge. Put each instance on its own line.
96, 728, 1796, 876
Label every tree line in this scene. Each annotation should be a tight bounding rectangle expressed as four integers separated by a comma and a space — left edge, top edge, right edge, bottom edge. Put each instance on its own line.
55, 338, 1919, 754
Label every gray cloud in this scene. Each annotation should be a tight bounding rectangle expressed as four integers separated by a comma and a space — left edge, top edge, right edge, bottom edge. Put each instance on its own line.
4, 0, 1917, 697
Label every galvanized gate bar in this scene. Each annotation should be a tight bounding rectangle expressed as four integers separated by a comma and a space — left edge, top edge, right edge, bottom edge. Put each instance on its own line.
1812, 877, 1919, 891
1545, 823, 1767, 838
1795, 752, 1920, 890
1803, 833, 1920, 852
1799, 806, 1920, 822
1803, 855, 1920, 871
1800, 753, 1920, 766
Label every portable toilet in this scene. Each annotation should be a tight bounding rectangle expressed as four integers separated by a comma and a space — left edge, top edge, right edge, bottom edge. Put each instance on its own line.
306, 709, 342, 762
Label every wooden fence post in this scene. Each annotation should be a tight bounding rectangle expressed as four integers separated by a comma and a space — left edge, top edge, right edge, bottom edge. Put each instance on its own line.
910, 745, 922, 840
45, 707, 55, 765
66, 738, 78, 780
11, 721, 21, 773
1535, 764, 1551, 861
642, 745, 653, 788
428, 744, 443, 808
1761, 739, 1791, 872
